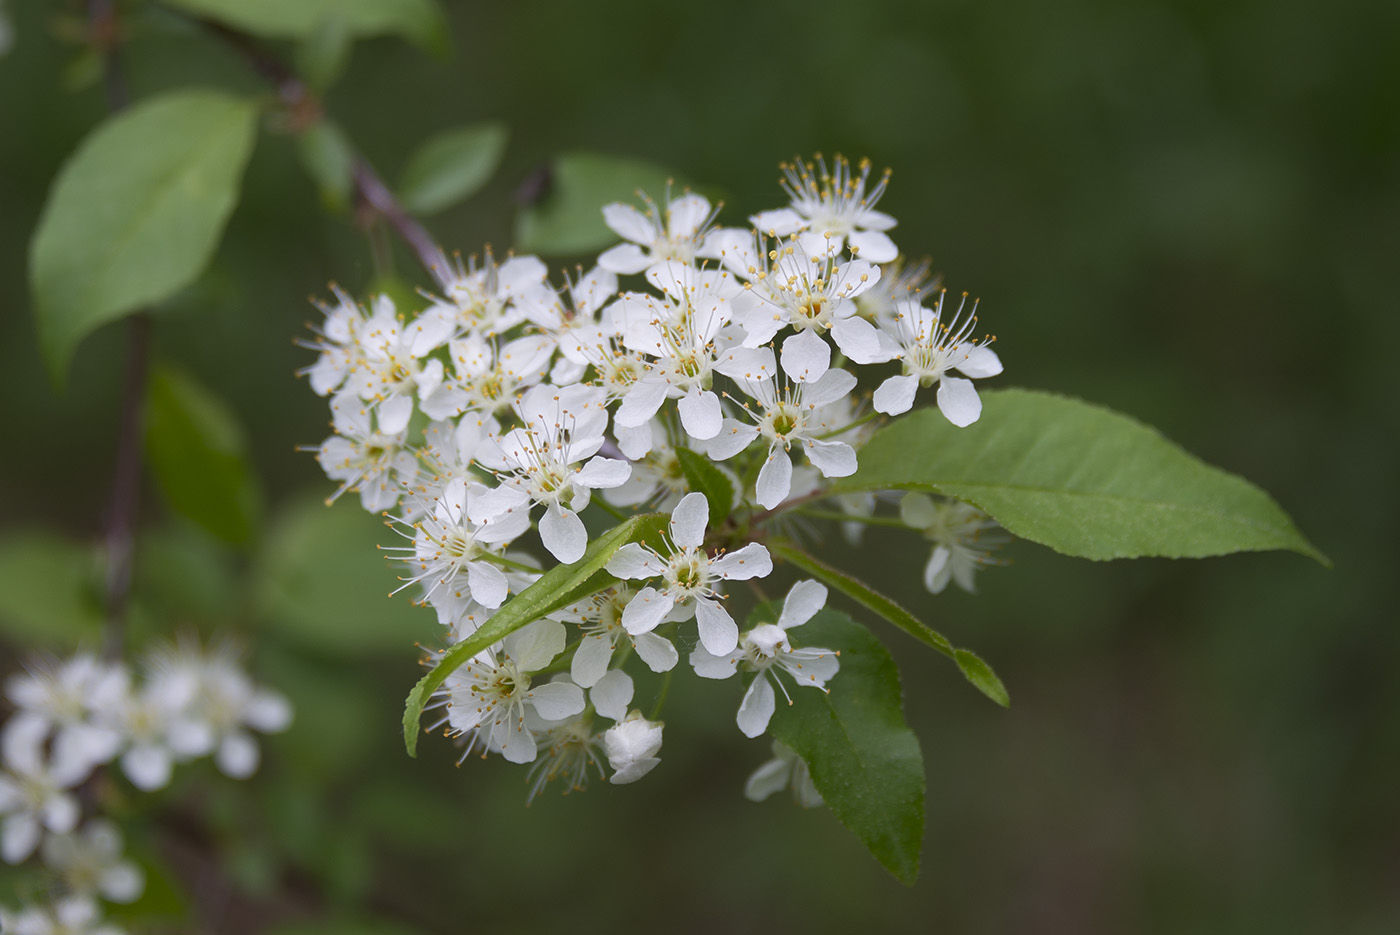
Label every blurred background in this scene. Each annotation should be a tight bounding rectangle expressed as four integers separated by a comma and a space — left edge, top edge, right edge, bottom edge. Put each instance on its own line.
1, 0, 1396, 932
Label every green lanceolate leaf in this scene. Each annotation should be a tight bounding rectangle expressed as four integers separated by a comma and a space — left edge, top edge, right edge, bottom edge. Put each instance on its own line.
833, 388, 1325, 564
402, 513, 667, 756
676, 447, 735, 528
163, 0, 447, 52
764, 607, 926, 885
30, 90, 258, 381
953, 649, 1010, 708
144, 366, 260, 546
769, 540, 1010, 707
398, 123, 509, 215
515, 152, 684, 256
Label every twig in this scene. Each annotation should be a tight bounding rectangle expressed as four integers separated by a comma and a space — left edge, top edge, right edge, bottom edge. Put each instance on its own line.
89, 0, 148, 660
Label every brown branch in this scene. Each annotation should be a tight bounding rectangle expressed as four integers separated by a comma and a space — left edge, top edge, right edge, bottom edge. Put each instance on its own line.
89, 0, 148, 660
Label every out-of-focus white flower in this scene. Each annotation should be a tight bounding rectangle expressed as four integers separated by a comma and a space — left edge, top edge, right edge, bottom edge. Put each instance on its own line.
40, 820, 144, 904
871, 292, 1002, 427
690, 579, 839, 737
899, 493, 1009, 593
605, 492, 772, 655
602, 711, 664, 784
439, 621, 585, 764
750, 155, 899, 263
745, 741, 823, 808
598, 190, 720, 275
5, 656, 123, 778
0, 896, 124, 935
0, 716, 86, 864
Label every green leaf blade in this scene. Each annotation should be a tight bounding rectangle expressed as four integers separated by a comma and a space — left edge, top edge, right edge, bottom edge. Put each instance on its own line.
953, 649, 1010, 707
398, 123, 509, 215
144, 366, 261, 546
164, 0, 447, 51
30, 90, 258, 381
675, 448, 735, 528
402, 513, 667, 756
834, 388, 1326, 564
765, 608, 925, 885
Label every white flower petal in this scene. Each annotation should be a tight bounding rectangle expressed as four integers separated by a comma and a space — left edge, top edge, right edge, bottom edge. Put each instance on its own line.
831, 315, 893, 364
678, 390, 723, 441
632, 632, 679, 673
216, 733, 260, 779
847, 229, 899, 263
736, 676, 777, 738
121, 745, 172, 792
570, 633, 614, 689
924, 545, 953, 593
688, 644, 739, 680
508, 620, 567, 672
744, 757, 792, 802
540, 506, 588, 564
873, 373, 919, 415
706, 420, 760, 460
749, 207, 805, 236
669, 492, 710, 548
2, 813, 41, 864
755, 448, 793, 509
954, 344, 1003, 378
779, 329, 831, 383
526, 682, 586, 722
465, 560, 509, 608
598, 242, 652, 275
590, 669, 634, 721
709, 543, 772, 581
695, 598, 739, 655
668, 193, 711, 239
802, 368, 858, 408
803, 437, 857, 478
603, 202, 656, 245
621, 587, 676, 634
573, 456, 632, 490
937, 376, 982, 427
777, 580, 828, 631
606, 543, 664, 580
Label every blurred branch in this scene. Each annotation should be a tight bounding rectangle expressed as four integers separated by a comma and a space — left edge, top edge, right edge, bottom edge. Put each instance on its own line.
199, 19, 447, 279
89, 0, 148, 660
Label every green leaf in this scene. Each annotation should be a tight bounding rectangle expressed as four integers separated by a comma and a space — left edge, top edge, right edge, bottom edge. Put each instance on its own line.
402, 513, 667, 756
296, 15, 353, 91
144, 366, 260, 546
398, 123, 509, 216
0, 532, 103, 649
953, 648, 1010, 708
30, 90, 258, 381
676, 447, 735, 528
515, 152, 683, 256
764, 607, 926, 885
163, 0, 447, 52
254, 496, 439, 655
296, 119, 356, 212
769, 540, 1009, 706
834, 388, 1325, 564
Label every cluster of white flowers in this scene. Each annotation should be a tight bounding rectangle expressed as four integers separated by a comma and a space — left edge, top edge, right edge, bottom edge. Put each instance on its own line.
301, 154, 1009, 800
0, 643, 290, 932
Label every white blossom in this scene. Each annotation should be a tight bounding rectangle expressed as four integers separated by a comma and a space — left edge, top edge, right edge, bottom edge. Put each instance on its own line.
745, 741, 823, 808
605, 492, 772, 655
0, 897, 123, 935
602, 711, 664, 784
549, 586, 678, 688
470, 384, 630, 563
750, 154, 899, 263
316, 390, 418, 512
900, 494, 1008, 593
871, 292, 1002, 426
706, 360, 861, 509
0, 716, 85, 864
420, 332, 555, 421
425, 250, 550, 336
5, 656, 123, 779
343, 295, 451, 435
40, 820, 144, 904
689, 579, 839, 737
598, 190, 719, 275
438, 621, 585, 764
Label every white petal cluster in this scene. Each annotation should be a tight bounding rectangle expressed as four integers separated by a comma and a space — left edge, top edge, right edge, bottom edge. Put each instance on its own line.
900, 494, 1010, 593
0, 644, 290, 929
298, 153, 1008, 800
